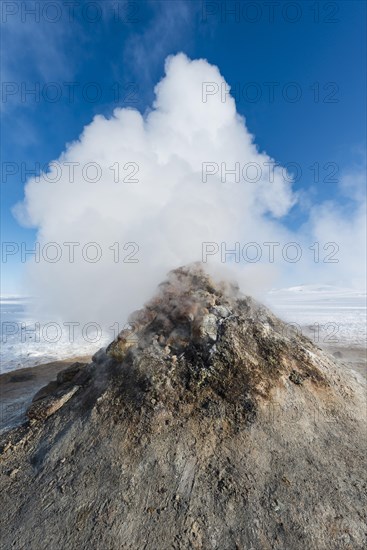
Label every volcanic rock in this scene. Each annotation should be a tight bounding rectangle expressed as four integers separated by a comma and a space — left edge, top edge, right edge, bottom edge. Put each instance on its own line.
0, 264, 366, 549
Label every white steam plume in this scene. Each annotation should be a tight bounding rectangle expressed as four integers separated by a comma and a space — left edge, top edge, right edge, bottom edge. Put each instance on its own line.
14, 53, 365, 331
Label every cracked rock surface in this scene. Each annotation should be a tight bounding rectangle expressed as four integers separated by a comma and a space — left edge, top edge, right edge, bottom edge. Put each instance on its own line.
0, 265, 366, 549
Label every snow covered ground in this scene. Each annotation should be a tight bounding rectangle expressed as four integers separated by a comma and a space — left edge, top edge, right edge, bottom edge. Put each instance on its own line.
264, 284, 366, 349
0, 297, 107, 374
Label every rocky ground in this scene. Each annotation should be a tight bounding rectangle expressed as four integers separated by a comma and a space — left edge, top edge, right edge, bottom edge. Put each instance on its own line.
0, 357, 92, 433
0, 265, 366, 549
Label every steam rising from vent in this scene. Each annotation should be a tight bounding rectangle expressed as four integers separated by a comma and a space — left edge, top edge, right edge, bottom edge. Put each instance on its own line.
14, 53, 366, 328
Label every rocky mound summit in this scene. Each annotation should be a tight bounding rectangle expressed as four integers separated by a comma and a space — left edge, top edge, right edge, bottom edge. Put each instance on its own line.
1, 265, 366, 549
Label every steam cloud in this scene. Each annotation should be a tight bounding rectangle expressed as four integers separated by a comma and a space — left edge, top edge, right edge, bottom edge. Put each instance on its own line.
15, 54, 366, 329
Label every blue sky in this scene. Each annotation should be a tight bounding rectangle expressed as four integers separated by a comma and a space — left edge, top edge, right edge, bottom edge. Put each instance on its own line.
1, 0, 366, 294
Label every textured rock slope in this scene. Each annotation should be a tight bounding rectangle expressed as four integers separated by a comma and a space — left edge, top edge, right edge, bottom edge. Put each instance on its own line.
1, 265, 366, 549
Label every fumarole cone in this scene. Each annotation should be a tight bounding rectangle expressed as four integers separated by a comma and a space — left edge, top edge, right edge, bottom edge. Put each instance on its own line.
1, 265, 366, 549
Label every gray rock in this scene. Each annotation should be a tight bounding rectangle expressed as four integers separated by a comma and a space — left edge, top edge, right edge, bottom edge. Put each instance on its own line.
212, 305, 231, 318
27, 386, 80, 422
199, 313, 218, 342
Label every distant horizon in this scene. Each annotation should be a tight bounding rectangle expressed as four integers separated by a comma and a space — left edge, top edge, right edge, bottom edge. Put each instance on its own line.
2, 281, 366, 302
